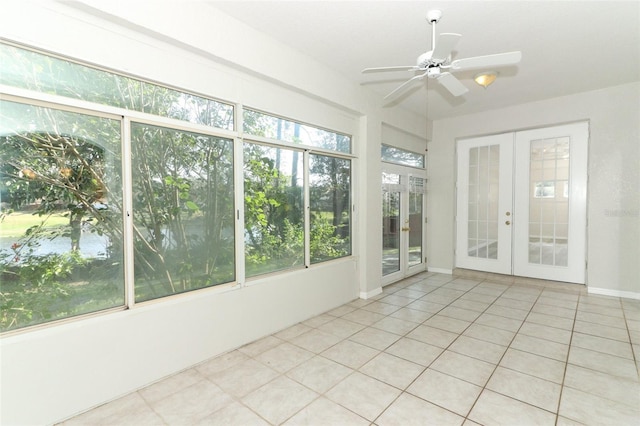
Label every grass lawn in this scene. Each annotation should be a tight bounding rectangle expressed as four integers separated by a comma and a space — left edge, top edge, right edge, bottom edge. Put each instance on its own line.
0, 211, 68, 238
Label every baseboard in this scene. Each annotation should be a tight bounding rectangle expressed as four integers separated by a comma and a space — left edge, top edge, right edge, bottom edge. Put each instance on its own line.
359, 287, 382, 299
587, 287, 640, 300
428, 267, 453, 275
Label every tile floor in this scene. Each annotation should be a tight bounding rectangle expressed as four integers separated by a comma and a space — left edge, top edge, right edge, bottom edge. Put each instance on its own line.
61, 272, 640, 425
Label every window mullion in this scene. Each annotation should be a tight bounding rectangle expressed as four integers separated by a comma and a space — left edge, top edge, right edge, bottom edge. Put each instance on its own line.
122, 117, 136, 308
304, 150, 311, 268
235, 137, 246, 287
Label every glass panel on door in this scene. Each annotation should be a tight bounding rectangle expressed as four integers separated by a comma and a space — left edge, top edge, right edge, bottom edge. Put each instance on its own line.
408, 176, 424, 268
528, 137, 570, 267
382, 172, 401, 276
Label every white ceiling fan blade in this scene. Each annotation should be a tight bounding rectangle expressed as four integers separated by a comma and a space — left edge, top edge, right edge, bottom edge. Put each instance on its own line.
362, 65, 418, 74
384, 73, 427, 100
431, 33, 461, 62
450, 51, 522, 71
437, 72, 469, 97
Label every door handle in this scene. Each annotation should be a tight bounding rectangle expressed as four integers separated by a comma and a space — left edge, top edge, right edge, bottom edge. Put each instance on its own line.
505, 221, 511, 225
401, 227, 411, 231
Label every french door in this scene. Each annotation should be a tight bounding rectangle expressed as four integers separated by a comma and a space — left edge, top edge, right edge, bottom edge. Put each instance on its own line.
456, 122, 588, 284
382, 166, 427, 285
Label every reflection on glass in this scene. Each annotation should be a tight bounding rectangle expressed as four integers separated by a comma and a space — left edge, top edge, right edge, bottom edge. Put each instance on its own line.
309, 155, 351, 263
244, 143, 304, 277
243, 109, 351, 153
528, 138, 570, 266
132, 124, 235, 301
0, 100, 124, 331
467, 145, 500, 259
382, 173, 401, 275
381, 144, 425, 168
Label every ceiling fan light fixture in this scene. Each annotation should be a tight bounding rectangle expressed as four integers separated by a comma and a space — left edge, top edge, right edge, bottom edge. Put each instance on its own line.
474, 71, 498, 88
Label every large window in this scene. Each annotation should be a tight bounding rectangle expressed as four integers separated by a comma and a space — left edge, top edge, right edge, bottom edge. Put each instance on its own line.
1, 42, 353, 333
309, 154, 351, 263
131, 124, 235, 301
244, 143, 304, 276
0, 100, 124, 332
381, 144, 425, 168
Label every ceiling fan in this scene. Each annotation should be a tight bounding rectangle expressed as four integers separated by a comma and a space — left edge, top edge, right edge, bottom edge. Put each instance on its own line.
363, 10, 522, 100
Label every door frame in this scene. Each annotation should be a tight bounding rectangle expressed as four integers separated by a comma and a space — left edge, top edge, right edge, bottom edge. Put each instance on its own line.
382, 164, 427, 286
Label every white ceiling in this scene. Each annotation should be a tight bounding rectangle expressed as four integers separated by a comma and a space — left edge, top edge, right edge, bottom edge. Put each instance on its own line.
208, 0, 640, 119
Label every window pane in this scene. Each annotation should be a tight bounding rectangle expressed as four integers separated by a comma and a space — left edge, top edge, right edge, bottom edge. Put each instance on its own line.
0, 43, 233, 129
244, 143, 304, 276
0, 100, 124, 332
131, 123, 234, 302
309, 154, 351, 263
382, 188, 401, 276
243, 109, 351, 153
381, 144, 425, 168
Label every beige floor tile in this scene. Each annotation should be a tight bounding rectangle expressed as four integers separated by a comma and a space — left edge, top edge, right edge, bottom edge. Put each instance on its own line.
389, 307, 434, 323
208, 359, 279, 397
378, 294, 416, 307
449, 298, 491, 313
290, 328, 342, 353
406, 299, 447, 313
406, 324, 459, 348
563, 364, 640, 408
510, 334, 569, 362
469, 390, 556, 426
302, 313, 336, 328
238, 335, 283, 357
384, 337, 444, 366
499, 348, 565, 384
341, 308, 386, 326
571, 332, 634, 359
486, 366, 561, 412
577, 303, 624, 318
139, 368, 203, 403
361, 301, 401, 315
573, 319, 630, 342
519, 321, 572, 344
317, 317, 365, 339
255, 342, 314, 373
348, 298, 374, 308
321, 339, 379, 369
525, 311, 574, 330
286, 356, 353, 393
150, 379, 233, 425
325, 372, 401, 421
376, 393, 464, 426
448, 335, 507, 364
485, 304, 530, 321
536, 296, 577, 310
392, 288, 428, 299
575, 310, 627, 329
242, 376, 317, 425
559, 386, 640, 426
424, 315, 471, 334
439, 306, 483, 322
360, 352, 424, 389
463, 323, 515, 346
348, 326, 401, 350
407, 369, 482, 416
275, 323, 313, 341
326, 304, 357, 317
283, 397, 369, 426
568, 346, 638, 380
60, 393, 161, 426
460, 292, 499, 304
531, 303, 576, 319
196, 350, 249, 377
371, 316, 419, 336
493, 296, 535, 311
430, 350, 495, 386
555, 416, 585, 426
474, 313, 523, 332
194, 401, 268, 426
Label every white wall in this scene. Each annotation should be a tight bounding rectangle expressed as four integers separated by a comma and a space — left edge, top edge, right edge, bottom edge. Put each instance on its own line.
428, 82, 640, 296
0, 2, 428, 425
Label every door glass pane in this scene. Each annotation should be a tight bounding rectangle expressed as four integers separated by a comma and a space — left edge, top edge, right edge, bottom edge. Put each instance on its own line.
528, 138, 570, 266
131, 123, 235, 302
468, 145, 499, 259
382, 172, 400, 275
408, 176, 424, 267
244, 143, 304, 277
0, 100, 124, 331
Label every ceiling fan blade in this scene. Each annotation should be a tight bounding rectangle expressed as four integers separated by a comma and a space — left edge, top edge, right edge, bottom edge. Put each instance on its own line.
362, 66, 418, 74
431, 33, 461, 62
384, 73, 427, 100
437, 72, 469, 97
450, 51, 522, 71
